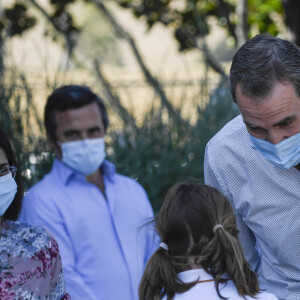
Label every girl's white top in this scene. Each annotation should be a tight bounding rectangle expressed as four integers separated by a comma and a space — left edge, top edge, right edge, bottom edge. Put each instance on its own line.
162, 269, 278, 300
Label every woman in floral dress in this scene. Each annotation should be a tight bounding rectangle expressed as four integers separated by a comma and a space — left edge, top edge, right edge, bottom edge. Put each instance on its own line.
0, 128, 70, 299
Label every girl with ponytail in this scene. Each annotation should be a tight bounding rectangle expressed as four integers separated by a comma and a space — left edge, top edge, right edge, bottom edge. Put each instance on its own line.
139, 183, 277, 300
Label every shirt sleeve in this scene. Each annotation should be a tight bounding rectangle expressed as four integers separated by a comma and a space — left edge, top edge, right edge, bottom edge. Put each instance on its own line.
204, 143, 261, 273
45, 234, 71, 299
19, 190, 98, 300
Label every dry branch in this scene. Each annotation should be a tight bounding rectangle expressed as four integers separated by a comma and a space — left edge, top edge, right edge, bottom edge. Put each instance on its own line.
90, 0, 180, 119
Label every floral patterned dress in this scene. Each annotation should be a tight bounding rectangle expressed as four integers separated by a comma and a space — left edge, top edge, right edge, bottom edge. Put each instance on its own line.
0, 220, 71, 299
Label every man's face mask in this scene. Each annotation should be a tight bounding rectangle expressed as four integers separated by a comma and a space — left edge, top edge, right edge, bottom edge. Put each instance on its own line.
59, 137, 106, 175
249, 131, 300, 169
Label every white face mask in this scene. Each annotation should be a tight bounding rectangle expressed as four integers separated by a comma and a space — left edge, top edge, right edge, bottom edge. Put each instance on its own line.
0, 173, 17, 216
60, 137, 106, 175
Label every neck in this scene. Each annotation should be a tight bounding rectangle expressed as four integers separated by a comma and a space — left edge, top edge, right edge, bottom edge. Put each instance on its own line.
188, 256, 202, 270
86, 169, 105, 194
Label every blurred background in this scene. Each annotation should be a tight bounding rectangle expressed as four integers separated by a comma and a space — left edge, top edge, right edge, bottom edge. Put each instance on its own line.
0, 0, 299, 211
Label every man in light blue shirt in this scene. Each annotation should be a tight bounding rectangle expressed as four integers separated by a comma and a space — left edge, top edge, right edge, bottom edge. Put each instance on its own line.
204, 34, 300, 300
19, 85, 156, 300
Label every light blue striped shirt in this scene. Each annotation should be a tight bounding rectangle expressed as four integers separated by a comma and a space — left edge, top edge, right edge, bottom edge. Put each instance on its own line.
204, 115, 300, 300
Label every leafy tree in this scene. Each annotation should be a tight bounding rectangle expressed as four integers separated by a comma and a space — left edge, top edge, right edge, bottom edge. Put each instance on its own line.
282, 0, 300, 46
0, 0, 298, 209
117, 0, 286, 74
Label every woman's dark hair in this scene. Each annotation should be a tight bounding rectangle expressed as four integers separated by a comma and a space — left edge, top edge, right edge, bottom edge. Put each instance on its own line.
139, 183, 259, 300
230, 33, 300, 102
44, 85, 109, 143
0, 128, 23, 220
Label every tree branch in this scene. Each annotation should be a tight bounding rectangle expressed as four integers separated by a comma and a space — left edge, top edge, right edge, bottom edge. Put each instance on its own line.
196, 37, 227, 78
235, 0, 248, 48
217, 0, 237, 43
89, 0, 180, 119
93, 59, 137, 131
26, 0, 76, 56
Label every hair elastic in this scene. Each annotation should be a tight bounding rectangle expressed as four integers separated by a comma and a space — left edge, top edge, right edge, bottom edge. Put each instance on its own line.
159, 242, 169, 251
213, 224, 224, 233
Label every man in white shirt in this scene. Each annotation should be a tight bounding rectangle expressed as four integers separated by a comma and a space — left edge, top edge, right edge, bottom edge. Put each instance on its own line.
204, 34, 300, 300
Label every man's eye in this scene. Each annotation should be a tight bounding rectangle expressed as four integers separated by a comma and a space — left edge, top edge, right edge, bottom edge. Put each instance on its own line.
0, 168, 9, 176
90, 128, 100, 135
279, 121, 293, 128
249, 127, 263, 132
65, 132, 78, 138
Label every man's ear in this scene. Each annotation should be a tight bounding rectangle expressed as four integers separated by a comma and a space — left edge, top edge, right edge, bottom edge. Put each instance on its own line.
47, 134, 62, 160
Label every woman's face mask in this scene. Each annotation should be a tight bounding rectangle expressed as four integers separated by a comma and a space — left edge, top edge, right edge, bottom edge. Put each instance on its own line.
0, 172, 17, 216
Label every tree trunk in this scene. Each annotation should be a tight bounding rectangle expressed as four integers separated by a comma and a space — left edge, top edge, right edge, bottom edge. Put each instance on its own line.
235, 0, 248, 48
282, 0, 300, 46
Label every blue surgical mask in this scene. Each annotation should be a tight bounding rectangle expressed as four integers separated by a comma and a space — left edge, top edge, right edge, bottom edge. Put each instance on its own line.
249, 132, 300, 169
0, 173, 17, 216
60, 137, 106, 175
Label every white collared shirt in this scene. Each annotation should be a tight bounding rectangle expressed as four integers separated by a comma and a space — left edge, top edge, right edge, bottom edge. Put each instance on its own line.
163, 269, 277, 300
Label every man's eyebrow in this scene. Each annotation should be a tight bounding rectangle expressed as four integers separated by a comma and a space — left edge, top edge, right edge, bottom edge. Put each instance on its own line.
63, 129, 80, 136
243, 116, 297, 129
243, 121, 264, 129
88, 126, 101, 131
272, 116, 296, 127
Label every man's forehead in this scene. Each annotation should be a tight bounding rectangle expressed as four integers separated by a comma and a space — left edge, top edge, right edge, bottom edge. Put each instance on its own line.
237, 81, 300, 121
55, 102, 103, 128
236, 84, 270, 105
56, 102, 101, 119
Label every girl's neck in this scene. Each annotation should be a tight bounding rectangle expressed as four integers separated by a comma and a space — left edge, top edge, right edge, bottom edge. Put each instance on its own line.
188, 256, 202, 270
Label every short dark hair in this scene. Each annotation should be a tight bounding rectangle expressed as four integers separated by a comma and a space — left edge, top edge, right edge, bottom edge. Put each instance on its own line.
139, 183, 259, 299
0, 128, 23, 220
230, 33, 300, 102
44, 85, 109, 143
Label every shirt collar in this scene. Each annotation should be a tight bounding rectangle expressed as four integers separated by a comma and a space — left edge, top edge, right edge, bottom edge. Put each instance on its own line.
52, 159, 116, 186
177, 269, 213, 283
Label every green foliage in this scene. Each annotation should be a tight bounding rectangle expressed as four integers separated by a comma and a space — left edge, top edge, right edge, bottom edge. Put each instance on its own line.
1, 72, 238, 212
108, 79, 238, 212
117, 0, 284, 51
0, 0, 241, 212
0, 69, 52, 191
248, 0, 283, 36
0, 3, 36, 38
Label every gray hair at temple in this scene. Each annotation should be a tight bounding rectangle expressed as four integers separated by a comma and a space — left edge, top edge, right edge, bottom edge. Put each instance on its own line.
229, 33, 300, 102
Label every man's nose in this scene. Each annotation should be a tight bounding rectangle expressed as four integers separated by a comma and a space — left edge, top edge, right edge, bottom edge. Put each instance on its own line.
81, 132, 89, 140
267, 132, 286, 145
